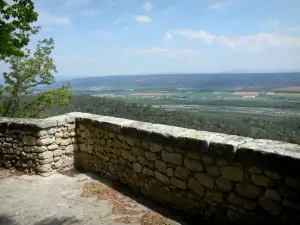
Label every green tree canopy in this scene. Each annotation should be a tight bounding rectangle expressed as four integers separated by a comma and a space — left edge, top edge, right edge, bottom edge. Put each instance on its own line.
0, 0, 39, 59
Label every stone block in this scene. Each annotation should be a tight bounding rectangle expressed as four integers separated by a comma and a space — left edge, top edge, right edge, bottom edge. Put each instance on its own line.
47, 144, 58, 151
187, 151, 201, 160
38, 151, 53, 160
284, 177, 300, 189
145, 152, 156, 161
202, 156, 214, 165
278, 186, 298, 199
37, 137, 55, 146
171, 177, 186, 190
216, 177, 233, 192
143, 167, 154, 176
155, 170, 170, 184
235, 182, 262, 200
188, 177, 205, 197
259, 197, 282, 216
227, 193, 256, 210
167, 167, 174, 177
265, 171, 281, 180
184, 158, 204, 172
161, 151, 182, 165
221, 167, 244, 181
53, 150, 63, 157
23, 136, 36, 146
283, 199, 300, 211
205, 190, 224, 204
195, 173, 214, 189
133, 162, 142, 173
150, 143, 163, 152
155, 160, 167, 173
175, 166, 191, 180
248, 166, 262, 174
251, 174, 275, 188
215, 159, 227, 167
265, 189, 281, 202
206, 166, 220, 177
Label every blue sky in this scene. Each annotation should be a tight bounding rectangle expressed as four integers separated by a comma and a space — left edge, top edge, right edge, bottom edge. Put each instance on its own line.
14, 0, 300, 77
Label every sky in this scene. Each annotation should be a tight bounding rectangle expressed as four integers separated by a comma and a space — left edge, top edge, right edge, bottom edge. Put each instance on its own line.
4, 0, 300, 78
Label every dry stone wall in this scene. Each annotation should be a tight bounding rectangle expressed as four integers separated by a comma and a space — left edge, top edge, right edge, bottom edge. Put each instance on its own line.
0, 115, 76, 176
1, 112, 300, 224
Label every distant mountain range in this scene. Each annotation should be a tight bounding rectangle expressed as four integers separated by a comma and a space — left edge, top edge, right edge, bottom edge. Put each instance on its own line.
52, 72, 300, 92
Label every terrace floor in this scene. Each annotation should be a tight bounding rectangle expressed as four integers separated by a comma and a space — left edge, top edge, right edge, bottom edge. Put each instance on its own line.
0, 168, 191, 225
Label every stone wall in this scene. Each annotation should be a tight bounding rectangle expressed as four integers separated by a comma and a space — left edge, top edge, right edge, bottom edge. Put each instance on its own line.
1, 112, 300, 224
0, 114, 76, 176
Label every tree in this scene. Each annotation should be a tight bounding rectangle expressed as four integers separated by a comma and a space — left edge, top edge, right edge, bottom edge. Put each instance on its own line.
0, 0, 39, 59
0, 38, 73, 118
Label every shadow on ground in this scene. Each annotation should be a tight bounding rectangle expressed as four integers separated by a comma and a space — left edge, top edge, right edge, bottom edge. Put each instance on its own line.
0, 215, 80, 225
59, 168, 214, 225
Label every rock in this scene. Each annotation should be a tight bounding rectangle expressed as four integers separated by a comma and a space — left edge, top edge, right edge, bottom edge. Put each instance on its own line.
37, 164, 52, 173
122, 142, 131, 150
155, 170, 170, 184
278, 186, 298, 199
187, 152, 201, 160
235, 182, 262, 200
53, 150, 63, 157
195, 173, 214, 189
284, 177, 300, 189
171, 177, 186, 190
23, 136, 36, 146
38, 158, 53, 165
161, 151, 182, 165
87, 145, 93, 153
133, 163, 142, 173
126, 137, 134, 146
265, 189, 281, 202
221, 167, 243, 181
143, 167, 154, 176
265, 171, 281, 180
145, 152, 156, 161
38, 151, 53, 160
121, 149, 130, 160
248, 166, 262, 174
155, 160, 167, 173
138, 156, 147, 165
283, 199, 300, 211
184, 158, 204, 172
55, 132, 64, 138
251, 174, 275, 188
227, 193, 256, 210
61, 138, 71, 146
206, 166, 220, 177
150, 143, 163, 152
188, 177, 205, 197
37, 137, 55, 146
37, 130, 48, 137
259, 197, 282, 216
47, 144, 58, 151
79, 143, 86, 152
202, 156, 214, 165
205, 190, 224, 204
141, 140, 150, 150
215, 159, 227, 167
216, 177, 233, 192
167, 167, 174, 177
175, 166, 191, 180
132, 147, 144, 156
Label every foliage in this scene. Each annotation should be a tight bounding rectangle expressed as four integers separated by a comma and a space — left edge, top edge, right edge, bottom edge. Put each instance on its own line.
47, 95, 300, 145
0, 38, 73, 118
0, 0, 39, 59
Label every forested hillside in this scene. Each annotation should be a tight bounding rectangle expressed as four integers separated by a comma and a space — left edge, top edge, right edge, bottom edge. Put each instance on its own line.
47, 95, 300, 144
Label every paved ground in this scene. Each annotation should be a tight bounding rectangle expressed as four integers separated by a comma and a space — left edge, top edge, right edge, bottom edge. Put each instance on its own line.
0, 168, 187, 225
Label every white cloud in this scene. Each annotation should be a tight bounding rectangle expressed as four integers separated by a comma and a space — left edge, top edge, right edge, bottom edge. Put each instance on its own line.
38, 11, 70, 25
133, 15, 152, 23
171, 30, 216, 44
163, 32, 172, 42
270, 19, 281, 27
63, 0, 90, 7
209, 1, 234, 10
143, 2, 153, 11
82, 9, 99, 16
171, 29, 300, 54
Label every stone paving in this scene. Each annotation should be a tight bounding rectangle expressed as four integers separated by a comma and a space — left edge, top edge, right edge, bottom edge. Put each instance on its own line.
0, 169, 187, 225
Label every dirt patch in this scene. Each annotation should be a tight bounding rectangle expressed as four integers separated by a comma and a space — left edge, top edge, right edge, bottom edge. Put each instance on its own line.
58, 168, 81, 177
274, 86, 300, 91
233, 92, 259, 96
81, 182, 174, 224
